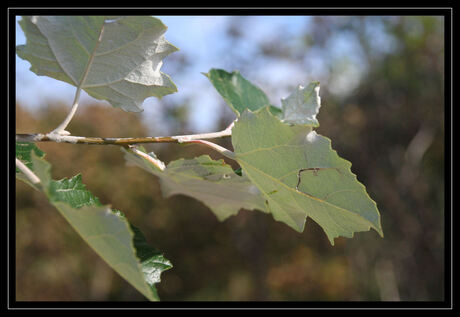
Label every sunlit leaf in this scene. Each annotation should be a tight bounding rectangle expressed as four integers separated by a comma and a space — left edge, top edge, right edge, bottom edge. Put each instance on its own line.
281, 82, 321, 127
232, 108, 383, 245
17, 16, 178, 112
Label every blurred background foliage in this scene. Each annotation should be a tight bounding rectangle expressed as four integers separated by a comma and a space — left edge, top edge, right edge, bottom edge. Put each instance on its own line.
15, 15, 445, 301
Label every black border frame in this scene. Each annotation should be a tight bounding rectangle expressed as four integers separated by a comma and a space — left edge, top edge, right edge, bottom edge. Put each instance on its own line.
7, 4, 454, 310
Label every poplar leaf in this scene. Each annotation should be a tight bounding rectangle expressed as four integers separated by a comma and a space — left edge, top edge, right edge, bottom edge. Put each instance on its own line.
123, 147, 267, 221
232, 108, 383, 245
16, 143, 172, 301
17, 16, 178, 112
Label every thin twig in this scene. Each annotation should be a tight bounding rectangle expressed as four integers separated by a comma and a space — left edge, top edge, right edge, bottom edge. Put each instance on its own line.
16, 123, 234, 146
17, 124, 236, 161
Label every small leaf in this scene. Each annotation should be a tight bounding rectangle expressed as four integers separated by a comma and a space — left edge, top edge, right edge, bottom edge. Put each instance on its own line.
123, 147, 267, 221
204, 69, 273, 116
17, 16, 178, 112
232, 108, 383, 245
281, 82, 321, 127
16, 143, 172, 301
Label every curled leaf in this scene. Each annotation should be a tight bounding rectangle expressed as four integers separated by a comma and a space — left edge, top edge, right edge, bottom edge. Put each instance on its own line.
123, 147, 267, 221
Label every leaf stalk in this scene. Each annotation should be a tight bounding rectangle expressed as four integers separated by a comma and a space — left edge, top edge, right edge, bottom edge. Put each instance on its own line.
49, 21, 105, 135
16, 158, 41, 185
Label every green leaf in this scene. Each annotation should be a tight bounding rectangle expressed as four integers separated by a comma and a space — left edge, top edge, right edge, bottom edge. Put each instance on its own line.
15, 142, 45, 188
15, 142, 44, 172
17, 16, 178, 112
232, 108, 383, 245
48, 174, 102, 208
123, 147, 267, 221
203, 69, 273, 116
16, 143, 172, 301
128, 221, 172, 300
281, 82, 321, 127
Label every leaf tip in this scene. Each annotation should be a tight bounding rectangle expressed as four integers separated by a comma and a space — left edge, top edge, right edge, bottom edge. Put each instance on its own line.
375, 224, 384, 238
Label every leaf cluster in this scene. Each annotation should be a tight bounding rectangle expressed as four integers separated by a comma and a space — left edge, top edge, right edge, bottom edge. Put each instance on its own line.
15, 16, 383, 301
